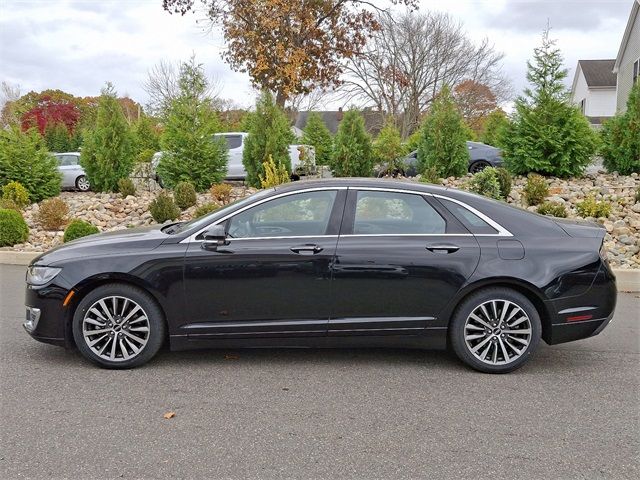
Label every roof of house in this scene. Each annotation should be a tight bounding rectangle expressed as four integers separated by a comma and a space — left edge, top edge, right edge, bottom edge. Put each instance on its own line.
614, 0, 640, 72
294, 110, 386, 135
578, 59, 617, 87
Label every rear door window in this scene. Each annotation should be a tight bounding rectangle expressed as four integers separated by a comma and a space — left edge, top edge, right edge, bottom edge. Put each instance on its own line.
352, 190, 446, 235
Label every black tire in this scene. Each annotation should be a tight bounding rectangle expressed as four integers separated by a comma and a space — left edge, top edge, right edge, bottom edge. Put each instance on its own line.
449, 287, 541, 374
72, 283, 166, 369
469, 160, 490, 174
75, 175, 90, 191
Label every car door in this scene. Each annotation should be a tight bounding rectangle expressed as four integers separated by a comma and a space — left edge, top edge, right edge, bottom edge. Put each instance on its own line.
56, 154, 76, 188
220, 134, 245, 179
329, 188, 480, 336
182, 188, 347, 339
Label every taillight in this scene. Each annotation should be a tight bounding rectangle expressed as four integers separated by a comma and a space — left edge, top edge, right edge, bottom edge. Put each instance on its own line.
599, 242, 609, 263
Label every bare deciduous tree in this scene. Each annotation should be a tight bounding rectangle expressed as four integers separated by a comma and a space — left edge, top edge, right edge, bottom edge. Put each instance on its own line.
0, 80, 21, 127
287, 88, 333, 114
143, 58, 222, 117
341, 11, 512, 137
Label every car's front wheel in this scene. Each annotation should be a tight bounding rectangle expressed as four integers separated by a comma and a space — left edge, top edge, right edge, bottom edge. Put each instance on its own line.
72, 283, 166, 369
76, 175, 90, 191
449, 288, 541, 373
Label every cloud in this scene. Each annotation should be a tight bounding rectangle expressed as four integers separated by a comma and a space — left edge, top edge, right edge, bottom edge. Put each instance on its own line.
485, 0, 632, 32
0, 0, 634, 109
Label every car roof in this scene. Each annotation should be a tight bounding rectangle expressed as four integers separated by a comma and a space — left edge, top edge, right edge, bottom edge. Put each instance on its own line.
273, 178, 451, 195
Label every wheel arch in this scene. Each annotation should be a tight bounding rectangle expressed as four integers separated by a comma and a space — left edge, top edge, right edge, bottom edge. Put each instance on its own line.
62, 273, 169, 348
441, 277, 552, 343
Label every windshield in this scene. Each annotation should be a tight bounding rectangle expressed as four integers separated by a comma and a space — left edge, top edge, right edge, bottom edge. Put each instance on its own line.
170, 188, 274, 235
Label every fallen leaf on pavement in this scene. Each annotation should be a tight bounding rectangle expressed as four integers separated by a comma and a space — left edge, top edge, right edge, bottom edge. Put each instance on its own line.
163, 412, 176, 419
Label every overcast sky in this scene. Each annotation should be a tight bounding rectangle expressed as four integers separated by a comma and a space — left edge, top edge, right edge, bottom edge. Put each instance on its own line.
0, 0, 634, 110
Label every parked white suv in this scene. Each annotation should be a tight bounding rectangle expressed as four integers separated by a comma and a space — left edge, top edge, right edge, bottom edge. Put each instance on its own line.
53, 152, 90, 191
152, 132, 315, 184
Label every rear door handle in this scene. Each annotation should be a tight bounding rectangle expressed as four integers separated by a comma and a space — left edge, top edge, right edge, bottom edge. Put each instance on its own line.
290, 244, 323, 255
426, 244, 460, 254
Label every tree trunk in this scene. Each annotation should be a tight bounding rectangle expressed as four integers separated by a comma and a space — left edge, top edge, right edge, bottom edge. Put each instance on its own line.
275, 90, 287, 108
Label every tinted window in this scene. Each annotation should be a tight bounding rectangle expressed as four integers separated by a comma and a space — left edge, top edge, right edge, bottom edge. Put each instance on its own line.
228, 190, 337, 238
439, 198, 497, 235
56, 154, 78, 166
353, 191, 445, 234
223, 135, 242, 149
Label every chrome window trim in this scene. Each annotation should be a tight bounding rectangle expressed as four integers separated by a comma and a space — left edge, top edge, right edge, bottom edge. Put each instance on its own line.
226, 235, 339, 242
430, 193, 513, 237
181, 185, 512, 243
341, 233, 473, 238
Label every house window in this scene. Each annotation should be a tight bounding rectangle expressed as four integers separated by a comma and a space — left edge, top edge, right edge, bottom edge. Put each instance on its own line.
634, 59, 639, 84
579, 99, 586, 114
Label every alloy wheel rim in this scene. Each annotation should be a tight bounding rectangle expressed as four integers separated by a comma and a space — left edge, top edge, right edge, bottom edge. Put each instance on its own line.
82, 295, 150, 362
464, 299, 532, 365
471, 162, 489, 173
77, 177, 90, 191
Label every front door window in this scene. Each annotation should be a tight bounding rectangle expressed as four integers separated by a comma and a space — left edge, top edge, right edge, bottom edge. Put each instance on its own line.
228, 190, 338, 238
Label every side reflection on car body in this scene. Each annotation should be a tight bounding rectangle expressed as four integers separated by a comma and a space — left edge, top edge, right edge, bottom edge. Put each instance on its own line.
24, 179, 616, 373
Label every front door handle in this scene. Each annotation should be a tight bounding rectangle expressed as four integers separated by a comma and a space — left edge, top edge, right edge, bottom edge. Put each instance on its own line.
290, 244, 323, 255
426, 244, 460, 254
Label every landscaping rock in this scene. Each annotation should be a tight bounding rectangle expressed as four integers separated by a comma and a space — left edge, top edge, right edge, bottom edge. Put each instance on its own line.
2, 174, 639, 268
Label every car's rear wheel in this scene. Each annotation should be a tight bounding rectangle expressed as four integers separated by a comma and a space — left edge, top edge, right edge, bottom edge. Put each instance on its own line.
449, 288, 541, 373
72, 283, 166, 369
76, 175, 90, 191
469, 160, 490, 174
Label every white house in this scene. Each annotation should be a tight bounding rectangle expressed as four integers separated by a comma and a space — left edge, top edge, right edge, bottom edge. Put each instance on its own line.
570, 59, 617, 126
613, 0, 640, 112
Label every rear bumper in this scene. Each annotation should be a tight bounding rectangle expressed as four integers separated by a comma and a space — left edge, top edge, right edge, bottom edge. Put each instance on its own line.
544, 262, 617, 345
546, 311, 614, 345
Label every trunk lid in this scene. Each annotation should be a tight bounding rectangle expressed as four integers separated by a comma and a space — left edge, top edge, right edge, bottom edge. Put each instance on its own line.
553, 218, 606, 238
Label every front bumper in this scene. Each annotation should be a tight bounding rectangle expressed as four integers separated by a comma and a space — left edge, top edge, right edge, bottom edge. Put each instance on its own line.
24, 283, 71, 348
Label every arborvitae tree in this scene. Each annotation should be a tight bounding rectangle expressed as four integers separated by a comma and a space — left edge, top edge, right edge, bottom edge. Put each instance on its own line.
43, 122, 72, 152
80, 84, 135, 192
132, 114, 161, 154
501, 29, 597, 177
373, 120, 404, 173
301, 112, 333, 165
242, 91, 294, 187
417, 86, 468, 178
480, 109, 510, 147
331, 109, 374, 177
158, 58, 227, 191
0, 126, 61, 202
601, 81, 640, 175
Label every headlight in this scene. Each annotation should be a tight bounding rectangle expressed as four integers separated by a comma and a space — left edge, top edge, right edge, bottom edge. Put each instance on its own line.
26, 266, 62, 286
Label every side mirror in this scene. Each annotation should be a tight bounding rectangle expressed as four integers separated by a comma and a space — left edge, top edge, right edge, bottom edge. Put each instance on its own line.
202, 225, 228, 250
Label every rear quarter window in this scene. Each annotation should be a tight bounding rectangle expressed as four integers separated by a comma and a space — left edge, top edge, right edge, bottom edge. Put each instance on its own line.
438, 198, 498, 235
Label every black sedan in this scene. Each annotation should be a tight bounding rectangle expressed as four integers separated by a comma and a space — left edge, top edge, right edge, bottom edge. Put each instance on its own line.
24, 179, 616, 373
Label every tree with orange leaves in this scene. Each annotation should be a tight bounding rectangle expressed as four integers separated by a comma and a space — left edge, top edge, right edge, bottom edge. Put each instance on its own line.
163, 0, 416, 106
453, 80, 498, 137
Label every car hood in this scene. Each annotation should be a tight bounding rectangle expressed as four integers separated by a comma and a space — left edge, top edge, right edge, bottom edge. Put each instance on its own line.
32, 224, 169, 266
553, 218, 606, 238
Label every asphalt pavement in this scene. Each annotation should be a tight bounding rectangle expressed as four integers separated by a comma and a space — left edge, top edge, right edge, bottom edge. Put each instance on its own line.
0, 264, 638, 479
